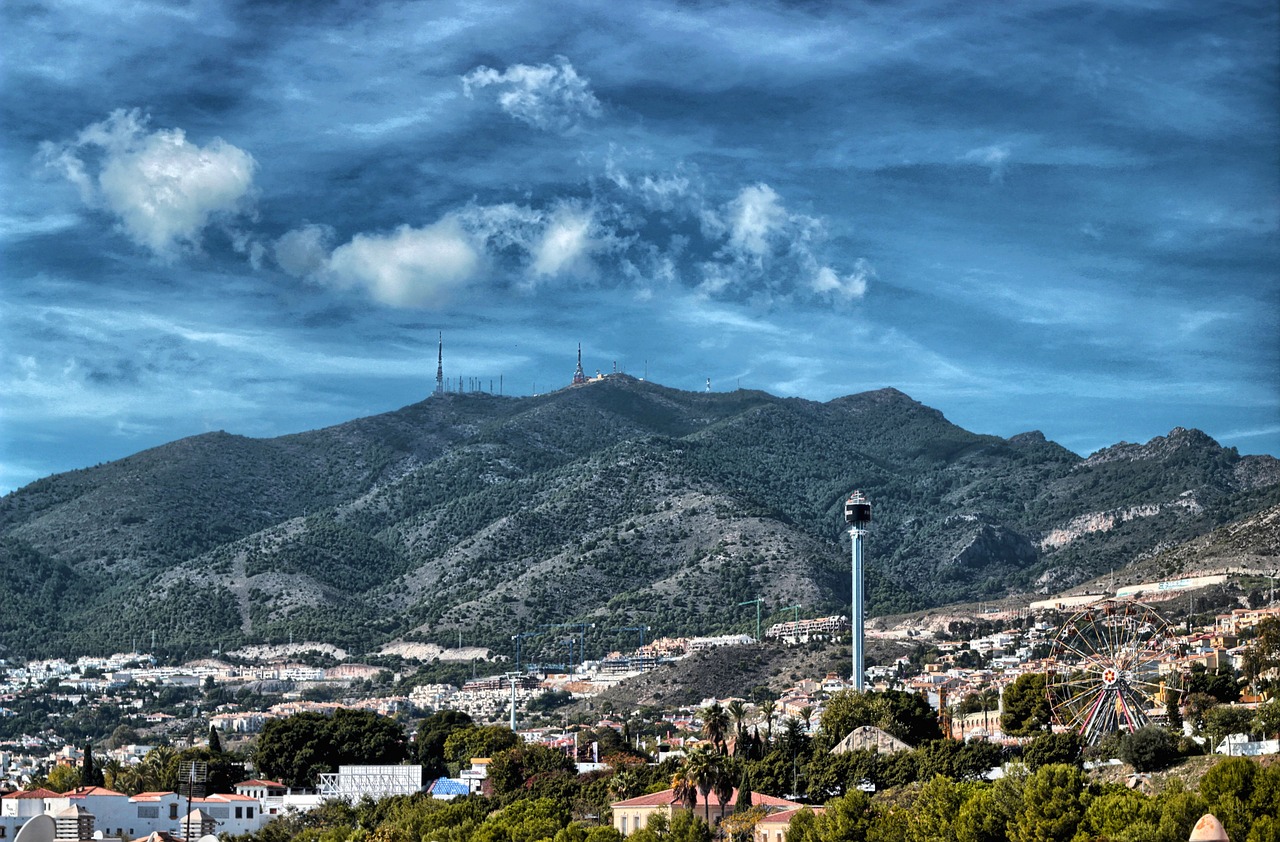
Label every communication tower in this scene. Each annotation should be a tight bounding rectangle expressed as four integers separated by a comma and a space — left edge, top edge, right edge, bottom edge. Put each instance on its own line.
844, 490, 871, 690
435, 332, 444, 395
573, 344, 587, 385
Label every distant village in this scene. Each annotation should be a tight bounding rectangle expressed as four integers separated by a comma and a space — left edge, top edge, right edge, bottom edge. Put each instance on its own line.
3, 567, 1277, 842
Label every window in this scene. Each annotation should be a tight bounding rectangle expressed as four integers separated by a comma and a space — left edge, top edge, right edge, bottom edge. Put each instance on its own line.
621, 817, 628, 834
247, 808, 254, 819
1, 825, 7, 837
235, 808, 243, 819
137, 807, 159, 819
169, 805, 178, 820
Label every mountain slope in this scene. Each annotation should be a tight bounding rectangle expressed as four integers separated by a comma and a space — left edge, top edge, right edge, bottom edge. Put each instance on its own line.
2, 376, 1277, 660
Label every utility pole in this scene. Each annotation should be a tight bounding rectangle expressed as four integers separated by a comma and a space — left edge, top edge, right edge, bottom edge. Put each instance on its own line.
505, 672, 520, 732
739, 598, 764, 642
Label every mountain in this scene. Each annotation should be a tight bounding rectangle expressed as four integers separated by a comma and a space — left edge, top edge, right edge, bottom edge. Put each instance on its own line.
2, 376, 1277, 660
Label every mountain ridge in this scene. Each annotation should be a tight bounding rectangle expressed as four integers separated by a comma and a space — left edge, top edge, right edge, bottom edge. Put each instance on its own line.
3, 376, 1277, 660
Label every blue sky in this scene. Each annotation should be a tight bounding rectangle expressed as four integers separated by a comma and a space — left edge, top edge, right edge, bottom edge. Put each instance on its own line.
2, 0, 1277, 494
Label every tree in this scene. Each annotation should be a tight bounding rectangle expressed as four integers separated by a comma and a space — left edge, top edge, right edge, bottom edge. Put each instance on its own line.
1118, 726, 1178, 773
809, 790, 874, 842
208, 724, 223, 754
819, 689, 942, 747
1185, 665, 1239, 704
1001, 674, 1051, 737
415, 710, 474, 777
726, 701, 749, 755
110, 724, 142, 749
914, 738, 1003, 782
711, 756, 737, 822
443, 725, 518, 770
46, 765, 82, 793
1020, 732, 1083, 771
1253, 697, 1280, 741
904, 775, 966, 842
760, 700, 777, 745
255, 709, 407, 788
681, 745, 717, 825
701, 703, 730, 755
1078, 788, 1159, 842
1153, 779, 1208, 842
672, 768, 698, 815
1205, 705, 1255, 746
1010, 764, 1085, 842
1182, 692, 1219, 733
1199, 757, 1267, 842
1242, 617, 1280, 687
82, 741, 104, 788
487, 742, 575, 797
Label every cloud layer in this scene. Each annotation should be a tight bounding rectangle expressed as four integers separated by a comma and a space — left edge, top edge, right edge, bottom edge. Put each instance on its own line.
39, 109, 257, 260
463, 56, 602, 133
2, 0, 1276, 493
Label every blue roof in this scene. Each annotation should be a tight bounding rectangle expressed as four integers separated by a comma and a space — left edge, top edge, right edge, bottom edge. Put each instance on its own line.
428, 778, 470, 796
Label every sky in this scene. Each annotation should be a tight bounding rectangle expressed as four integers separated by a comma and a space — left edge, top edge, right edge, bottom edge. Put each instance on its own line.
2, 0, 1278, 495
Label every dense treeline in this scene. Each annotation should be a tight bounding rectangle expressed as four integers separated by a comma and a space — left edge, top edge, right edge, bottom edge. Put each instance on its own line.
233, 699, 1280, 842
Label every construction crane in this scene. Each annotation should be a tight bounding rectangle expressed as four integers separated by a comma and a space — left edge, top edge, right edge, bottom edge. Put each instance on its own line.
542, 622, 595, 671
739, 598, 764, 642
610, 626, 651, 651
511, 631, 542, 673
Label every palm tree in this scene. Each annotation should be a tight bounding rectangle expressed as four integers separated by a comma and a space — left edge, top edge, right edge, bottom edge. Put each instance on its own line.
726, 700, 749, 755
760, 700, 777, 745
798, 706, 814, 733
671, 767, 698, 815
711, 756, 737, 829
682, 744, 716, 825
701, 702, 730, 755
141, 745, 177, 793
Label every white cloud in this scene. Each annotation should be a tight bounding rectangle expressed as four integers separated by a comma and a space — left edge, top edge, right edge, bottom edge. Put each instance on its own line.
39, 109, 257, 259
811, 260, 872, 302
723, 183, 788, 260
275, 224, 335, 277
531, 206, 595, 278
462, 56, 601, 133
962, 144, 1011, 183
323, 218, 482, 308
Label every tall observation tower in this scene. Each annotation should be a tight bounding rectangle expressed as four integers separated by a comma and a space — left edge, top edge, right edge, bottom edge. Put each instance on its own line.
845, 490, 872, 690
435, 332, 444, 395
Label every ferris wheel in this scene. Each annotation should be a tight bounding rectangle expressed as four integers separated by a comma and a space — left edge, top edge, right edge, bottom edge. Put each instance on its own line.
1045, 599, 1179, 745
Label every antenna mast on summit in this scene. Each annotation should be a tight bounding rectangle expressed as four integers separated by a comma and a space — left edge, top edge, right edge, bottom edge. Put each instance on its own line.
435, 332, 444, 395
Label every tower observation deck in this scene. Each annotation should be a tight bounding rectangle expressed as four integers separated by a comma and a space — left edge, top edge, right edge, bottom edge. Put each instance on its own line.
845, 490, 871, 690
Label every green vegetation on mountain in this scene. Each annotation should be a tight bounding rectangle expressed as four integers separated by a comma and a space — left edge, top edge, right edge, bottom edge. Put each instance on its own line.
2, 377, 1277, 660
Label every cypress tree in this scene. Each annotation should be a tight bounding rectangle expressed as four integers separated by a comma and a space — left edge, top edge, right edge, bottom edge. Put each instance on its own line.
208, 725, 223, 754
82, 742, 104, 788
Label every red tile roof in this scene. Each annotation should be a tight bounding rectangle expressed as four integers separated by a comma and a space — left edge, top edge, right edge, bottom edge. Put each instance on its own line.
2, 788, 57, 799
235, 779, 285, 788
757, 807, 824, 826
68, 786, 126, 798
612, 788, 802, 810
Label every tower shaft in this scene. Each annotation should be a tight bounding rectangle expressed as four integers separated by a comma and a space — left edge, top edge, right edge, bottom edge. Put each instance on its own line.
435, 332, 444, 395
844, 491, 872, 690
